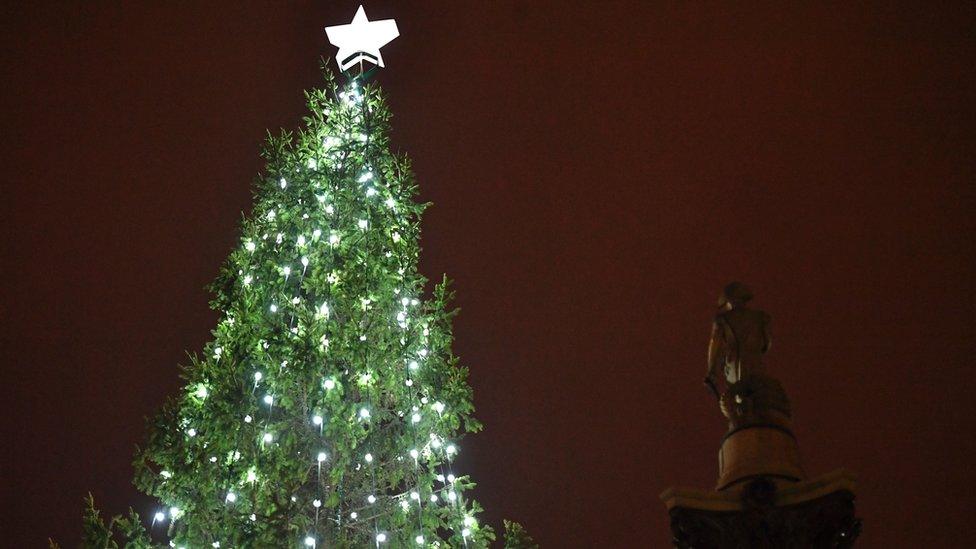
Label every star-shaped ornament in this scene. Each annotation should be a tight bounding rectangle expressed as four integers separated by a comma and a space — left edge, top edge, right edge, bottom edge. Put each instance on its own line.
325, 5, 399, 72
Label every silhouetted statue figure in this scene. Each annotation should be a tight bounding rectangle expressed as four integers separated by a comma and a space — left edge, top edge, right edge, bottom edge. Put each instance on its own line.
706, 282, 791, 430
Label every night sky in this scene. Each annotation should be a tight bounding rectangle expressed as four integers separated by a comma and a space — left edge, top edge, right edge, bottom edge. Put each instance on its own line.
3, 2, 975, 547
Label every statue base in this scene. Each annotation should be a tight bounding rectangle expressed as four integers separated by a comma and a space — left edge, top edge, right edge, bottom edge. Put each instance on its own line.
717, 421, 804, 490
661, 469, 861, 548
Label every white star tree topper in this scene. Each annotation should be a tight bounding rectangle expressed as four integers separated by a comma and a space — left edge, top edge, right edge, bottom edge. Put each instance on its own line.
325, 5, 399, 72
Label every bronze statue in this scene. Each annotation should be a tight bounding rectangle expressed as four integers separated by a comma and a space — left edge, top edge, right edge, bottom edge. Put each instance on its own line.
705, 283, 791, 430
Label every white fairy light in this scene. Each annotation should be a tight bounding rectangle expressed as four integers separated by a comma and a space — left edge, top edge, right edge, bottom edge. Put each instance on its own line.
169, 507, 180, 518
297, 235, 306, 246
376, 533, 387, 543
304, 536, 316, 547
266, 210, 276, 221
400, 500, 410, 510
283, 266, 291, 278
364, 452, 373, 463
243, 274, 252, 285
225, 492, 237, 503
358, 219, 368, 230
447, 474, 456, 483
313, 499, 321, 508
432, 402, 445, 414
312, 414, 323, 426
411, 413, 421, 424
195, 385, 208, 399
210, 456, 217, 463
392, 232, 401, 243
301, 256, 309, 268
408, 360, 419, 371
263, 394, 274, 405
415, 535, 425, 545
405, 379, 413, 386
313, 228, 322, 239
280, 178, 287, 189
262, 432, 273, 443
358, 171, 373, 182
317, 452, 327, 462
409, 448, 419, 459
446, 444, 457, 455
463, 516, 476, 527
350, 512, 358, 520
367, 495, 376, 504
308, 158, 317, 169
359, 408, 370, 420
323, 378, 336, 390
247, 469, 257, 483
187, 428, 197, 437
410, 491, 420, 501
329, 232, 340, 245
385, 197, 395, 208
245, 241, 256, 252
448, 490, 457, 502
270, 304, 278, 313
462, 528, 471, 538
366, 187, 377, 197
254, 372, 263, 382
325, 204, 335, 215
154, 511, 165, 522
429, 494, 438, 503
244, 415, 252, 423
318, 302, 330, 317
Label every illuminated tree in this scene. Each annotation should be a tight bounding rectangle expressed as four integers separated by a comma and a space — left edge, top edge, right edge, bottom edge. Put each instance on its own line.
81, 69, 495, 548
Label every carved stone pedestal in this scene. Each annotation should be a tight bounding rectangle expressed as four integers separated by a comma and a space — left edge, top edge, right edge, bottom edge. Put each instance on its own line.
661, 469, 861, 548
717, 422, 804, 490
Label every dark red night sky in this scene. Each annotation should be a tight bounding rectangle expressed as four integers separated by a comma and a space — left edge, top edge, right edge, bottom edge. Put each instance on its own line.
3, 2, 975, 547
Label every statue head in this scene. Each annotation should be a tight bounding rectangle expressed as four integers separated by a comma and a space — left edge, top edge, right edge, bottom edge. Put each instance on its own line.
718, 282, 753, 309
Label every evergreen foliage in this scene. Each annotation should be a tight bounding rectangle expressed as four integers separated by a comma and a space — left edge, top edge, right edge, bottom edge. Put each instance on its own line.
82, 69, 497, 547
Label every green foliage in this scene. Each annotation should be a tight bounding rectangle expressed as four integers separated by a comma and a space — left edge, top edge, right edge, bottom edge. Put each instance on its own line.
98, 70, 497, 547
79, 495, 155, 549
503, 520, 539, 549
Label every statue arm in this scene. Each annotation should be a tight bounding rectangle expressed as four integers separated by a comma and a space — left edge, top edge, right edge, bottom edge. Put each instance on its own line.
707, 321, 723, 381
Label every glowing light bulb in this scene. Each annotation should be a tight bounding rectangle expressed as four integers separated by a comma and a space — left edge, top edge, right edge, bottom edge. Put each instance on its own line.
410, 491, 420, 501
367, 495, 376, 504
446, 444, 457, 455
405, 379, 413, 386
385, 197, 395, 208
318, 302, 329, 317
195, 385, 208, 399
187, 428, 197, 437
263, 394, 273, 405
245, 241, 256, 252
304, 536, 316, 547
329, 233, 339, 245
317, 452, 327, 462
415, 535, 425, 545
359, 408, 370, 420
400, 500, 410, 510
411, 413, 421, 424
448, 491, 457, 502
462, 528, 471, 537
350, 511, 358, 519
366, 187, 377, 197
169, 507, 180, 518
433, 402, 445, 414
225, 492, 237, 503
282, 266, 291, 277
358, 171, 373, 182
408, 360, 419, 371
392, 232, 401, 243
243, 275, 252, 285
266, 210, 276, 221
244, 415, 252, 423
313, 229, 322, 239
312, 415, 323, 426
323, 379, 336, 390
254, 372, 262, 382
154, 511, 165, 522
160, 470, 172, 478
409, 449, 419, 459
301, 256, 309, 267
247, 469, 257, 482
297, 234, 306, 246
280, 178, 287, 189
376, 533, 387, 543
269, 304, 278, 313
447, 474, 456, 483
463, 516, 476, 527
308, 158, 317, 169
313, 499, 321, 508
325, 204, 335, 215
358, 219, 368, 230
364, 453, 373, 463
262, 433, 273, 443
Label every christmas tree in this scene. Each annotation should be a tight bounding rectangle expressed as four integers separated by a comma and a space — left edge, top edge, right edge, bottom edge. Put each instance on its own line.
79, 8, 501, 548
